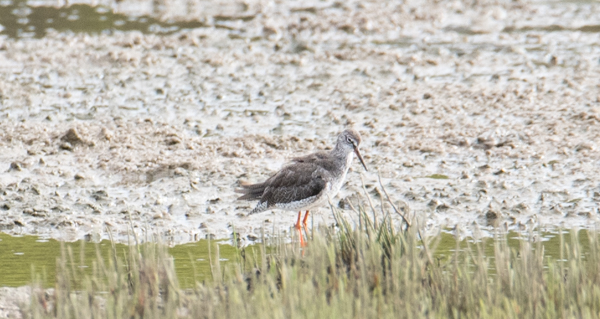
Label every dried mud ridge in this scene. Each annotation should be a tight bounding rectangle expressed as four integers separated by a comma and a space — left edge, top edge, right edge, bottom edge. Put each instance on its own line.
1, 0, 600, 246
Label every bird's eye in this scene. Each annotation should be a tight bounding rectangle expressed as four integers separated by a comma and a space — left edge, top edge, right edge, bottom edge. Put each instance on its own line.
347, 137, 353, 144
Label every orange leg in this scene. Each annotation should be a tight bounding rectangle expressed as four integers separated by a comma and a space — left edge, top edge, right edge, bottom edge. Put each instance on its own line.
302, 210, 310, 238
295, 211, 306, 247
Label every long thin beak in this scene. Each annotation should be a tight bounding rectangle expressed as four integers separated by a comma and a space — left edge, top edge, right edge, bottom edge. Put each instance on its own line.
354, 147, 368, 171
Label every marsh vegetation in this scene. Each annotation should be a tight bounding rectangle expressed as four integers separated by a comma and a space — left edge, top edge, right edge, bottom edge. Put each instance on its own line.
23, 204, 600, 318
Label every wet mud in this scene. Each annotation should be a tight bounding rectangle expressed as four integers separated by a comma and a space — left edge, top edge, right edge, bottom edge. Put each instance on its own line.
0, 0, 600, 247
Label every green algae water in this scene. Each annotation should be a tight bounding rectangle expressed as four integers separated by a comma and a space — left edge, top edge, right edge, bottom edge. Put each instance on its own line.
434, 229, 592, 259
0, 230, 592, 288
0, 233, 240, 288
0, 0, 206, 38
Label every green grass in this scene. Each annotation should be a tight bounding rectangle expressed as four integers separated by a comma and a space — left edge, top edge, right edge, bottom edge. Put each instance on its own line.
22, 200, 600, 318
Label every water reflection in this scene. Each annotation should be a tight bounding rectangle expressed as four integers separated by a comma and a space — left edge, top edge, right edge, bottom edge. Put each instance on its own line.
0, 0, 204, 38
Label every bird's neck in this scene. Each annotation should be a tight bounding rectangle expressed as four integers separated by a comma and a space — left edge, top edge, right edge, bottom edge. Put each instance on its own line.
330, 145, 348, 159
330, 146, 354, 171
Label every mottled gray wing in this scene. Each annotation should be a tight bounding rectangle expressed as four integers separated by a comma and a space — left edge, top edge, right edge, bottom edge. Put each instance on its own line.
260, 163, 331, 206
291, 151, 338, 173
291, 151, 329, 164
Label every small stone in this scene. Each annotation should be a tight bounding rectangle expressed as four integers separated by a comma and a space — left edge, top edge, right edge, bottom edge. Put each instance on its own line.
9, 162, 22, 171
338, 198, 351, 209
493, 169, 506, 175
173, 167, 186, 176
166, 137, 181, 145
62, 128, 84, 144
437, 204, 451, 212
485, 210, 499, 220
476, 180, 489, 189
578, 211, 593, 218
91, 190, 108, 201
514, 203, 530, 213
60, 142, 73, 151
427, 199, 441, 208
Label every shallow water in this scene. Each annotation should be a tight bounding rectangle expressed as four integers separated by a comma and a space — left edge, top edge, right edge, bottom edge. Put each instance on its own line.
0, 232, 239, 288
0, 0, 205, 38
3, 0, 600, 39
0, 229, 592, 288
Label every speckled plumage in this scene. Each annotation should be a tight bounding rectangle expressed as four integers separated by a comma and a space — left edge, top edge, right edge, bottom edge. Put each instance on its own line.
237, 129, 368, 215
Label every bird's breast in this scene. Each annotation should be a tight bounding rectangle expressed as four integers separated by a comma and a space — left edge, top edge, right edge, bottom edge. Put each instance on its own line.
328, 152, 354, 196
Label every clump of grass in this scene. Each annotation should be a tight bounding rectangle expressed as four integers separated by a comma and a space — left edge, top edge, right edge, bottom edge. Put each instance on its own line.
23, 194, 600, 318
26, 239, 180, 318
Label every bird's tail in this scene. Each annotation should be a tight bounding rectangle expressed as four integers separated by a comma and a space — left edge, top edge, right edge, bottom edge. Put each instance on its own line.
235, 181, 266, 201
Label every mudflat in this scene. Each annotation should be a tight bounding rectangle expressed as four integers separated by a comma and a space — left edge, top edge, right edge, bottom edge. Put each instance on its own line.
1, 0, 599, 246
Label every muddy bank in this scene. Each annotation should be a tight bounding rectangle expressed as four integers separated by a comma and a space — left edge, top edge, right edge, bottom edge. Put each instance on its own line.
0, 0, 599, 245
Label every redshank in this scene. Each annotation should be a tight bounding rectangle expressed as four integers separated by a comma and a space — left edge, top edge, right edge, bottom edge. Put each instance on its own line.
236, 129, 368, 246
